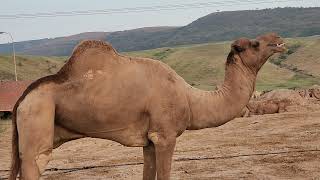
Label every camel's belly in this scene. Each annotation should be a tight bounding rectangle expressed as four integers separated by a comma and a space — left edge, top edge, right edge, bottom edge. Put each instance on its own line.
55, 98, 150, 147
84, 125, 150, 147
56, 115, 150, 147
54, 74, 151, 146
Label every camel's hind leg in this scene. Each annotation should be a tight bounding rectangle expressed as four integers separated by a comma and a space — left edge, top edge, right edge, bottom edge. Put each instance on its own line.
17, 96, 55, 180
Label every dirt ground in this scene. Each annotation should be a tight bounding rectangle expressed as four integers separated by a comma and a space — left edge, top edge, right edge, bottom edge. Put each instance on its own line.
1, 106, 320, 179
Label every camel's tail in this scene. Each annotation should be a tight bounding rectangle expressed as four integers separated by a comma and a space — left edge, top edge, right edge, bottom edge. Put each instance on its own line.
9, 108, 20, 180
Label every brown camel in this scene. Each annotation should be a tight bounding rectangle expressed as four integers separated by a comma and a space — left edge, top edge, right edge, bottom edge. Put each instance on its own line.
10, 33, 286, 180
246, 89, 307, 116
247, 99, 290, 115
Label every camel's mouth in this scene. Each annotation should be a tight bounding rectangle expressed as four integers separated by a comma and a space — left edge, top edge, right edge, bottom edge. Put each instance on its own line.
268, 42, 286, 52
268, 43, 286, 47
276, 43, 286, 48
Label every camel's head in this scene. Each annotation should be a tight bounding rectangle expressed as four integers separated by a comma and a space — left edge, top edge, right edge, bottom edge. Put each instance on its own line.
227, 32, 286, 73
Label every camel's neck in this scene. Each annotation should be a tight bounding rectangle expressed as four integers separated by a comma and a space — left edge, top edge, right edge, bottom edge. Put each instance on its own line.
187, 63, 256, 130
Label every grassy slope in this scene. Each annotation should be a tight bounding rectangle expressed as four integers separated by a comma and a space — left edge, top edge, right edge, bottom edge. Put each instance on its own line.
267, 37, 320, 89
283, 37, 320, 77
1, 36, 320, 91
0, 55, 65, 81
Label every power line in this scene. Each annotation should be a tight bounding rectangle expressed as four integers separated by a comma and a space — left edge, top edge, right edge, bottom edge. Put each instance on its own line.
0, 0, 304, 19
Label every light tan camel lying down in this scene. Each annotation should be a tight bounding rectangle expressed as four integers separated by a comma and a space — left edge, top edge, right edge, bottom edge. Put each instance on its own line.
10, 33, 286, 180
247, 99, 292, 115
238, 89, 307, 117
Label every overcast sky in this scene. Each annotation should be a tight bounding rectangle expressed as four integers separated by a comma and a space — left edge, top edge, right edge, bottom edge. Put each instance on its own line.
0, 0, 319, 43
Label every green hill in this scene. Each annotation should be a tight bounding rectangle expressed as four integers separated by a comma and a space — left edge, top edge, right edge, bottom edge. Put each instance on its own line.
1, 37, 320, 91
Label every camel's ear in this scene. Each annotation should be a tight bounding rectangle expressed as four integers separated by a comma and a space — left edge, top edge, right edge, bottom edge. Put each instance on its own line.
251, 40, 260, 48
231, 39, 246, 53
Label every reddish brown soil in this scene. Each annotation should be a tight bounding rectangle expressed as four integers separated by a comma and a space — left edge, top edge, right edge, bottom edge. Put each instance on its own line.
1, 108, 320, 179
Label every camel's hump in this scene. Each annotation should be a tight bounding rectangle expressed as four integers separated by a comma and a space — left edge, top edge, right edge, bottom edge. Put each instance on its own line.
70, 40, 117, 58
57, 40, 120, 80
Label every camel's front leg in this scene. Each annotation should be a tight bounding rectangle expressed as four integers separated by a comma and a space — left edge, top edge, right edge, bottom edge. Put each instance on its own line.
143, 142, 156, 180
149, 133, 176, 180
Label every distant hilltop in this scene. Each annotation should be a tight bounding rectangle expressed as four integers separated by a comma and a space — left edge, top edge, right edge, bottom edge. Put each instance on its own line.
0, 7, 319, 56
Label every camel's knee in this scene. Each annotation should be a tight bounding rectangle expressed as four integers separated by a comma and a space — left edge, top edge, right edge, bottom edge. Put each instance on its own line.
20, 149, 52, 179
20, 159, 40, 180
35, 150, 52, 174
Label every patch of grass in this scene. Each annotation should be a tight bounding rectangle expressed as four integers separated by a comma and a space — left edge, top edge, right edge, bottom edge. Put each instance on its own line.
152, 48, 175, 60
256, 74, 320, 91
282, 38, 320, 77
279, 74, 320, 89
0, 55, 65, 80
270, 42, 302, 66
287, 43, 301, 55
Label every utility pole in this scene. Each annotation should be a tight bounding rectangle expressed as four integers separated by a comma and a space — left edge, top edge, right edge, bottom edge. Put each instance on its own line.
0, 32, 17, 81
